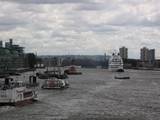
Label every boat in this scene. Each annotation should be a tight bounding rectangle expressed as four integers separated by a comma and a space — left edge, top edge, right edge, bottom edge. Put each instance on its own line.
0, 77, 38, 106
37, 57, 68, 79
108, 53, 124, 72
64, 66, 82, 75
36, 71, 68, 79
41, 77, 69, 89
114, 72, 130, 79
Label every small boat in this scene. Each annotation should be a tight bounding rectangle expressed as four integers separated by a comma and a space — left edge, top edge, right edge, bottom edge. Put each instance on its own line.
64, 66, 82, 75
108, 53, 124, 72
36, 71, 68, 79
41, 77, 69, 89
0, 77, 38, 106
37, 57, 68, 79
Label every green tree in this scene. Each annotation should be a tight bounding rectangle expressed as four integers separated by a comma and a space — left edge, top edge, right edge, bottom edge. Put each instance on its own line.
26, 53, 37, 68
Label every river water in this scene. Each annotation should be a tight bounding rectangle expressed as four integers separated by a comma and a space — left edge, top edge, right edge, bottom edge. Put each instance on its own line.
0, 69, 160, 120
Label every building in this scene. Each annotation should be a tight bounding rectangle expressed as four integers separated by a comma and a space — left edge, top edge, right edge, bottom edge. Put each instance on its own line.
140, 47, 149, 61
5, 39, 13, 49
119, 47, 128, 59
0, 39, 25, 72
0, 41, 3, 47
5, 39, 24, 55
149, 49, 155, 64
140, 47, 155, 64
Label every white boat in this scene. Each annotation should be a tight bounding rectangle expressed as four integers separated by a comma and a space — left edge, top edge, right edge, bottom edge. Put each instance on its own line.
0, 77, 38, 105
41, 77, 69, 89
108, 53, 124, 72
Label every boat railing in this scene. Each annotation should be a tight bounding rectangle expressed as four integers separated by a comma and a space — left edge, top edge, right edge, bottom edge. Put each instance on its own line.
0, 82, 26, 90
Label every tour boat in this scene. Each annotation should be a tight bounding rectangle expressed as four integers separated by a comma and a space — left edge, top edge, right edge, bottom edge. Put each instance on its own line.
108, 53, 124, 72
0, 77, 38, 106
64, 66, 82, 75
41, 77, 69, 89
36, 71, 68, 79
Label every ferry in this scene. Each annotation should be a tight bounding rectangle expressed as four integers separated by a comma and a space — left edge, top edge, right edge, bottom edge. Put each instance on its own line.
37, 58, 68, 79
108, 53, 124, 72
0, 77, 38, 106
36, 70, 68, 79
41, 77, 69, 89
64, 66, 82, 75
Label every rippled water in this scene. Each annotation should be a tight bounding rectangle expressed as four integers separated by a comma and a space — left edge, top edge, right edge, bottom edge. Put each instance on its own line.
0, 69, 160, 120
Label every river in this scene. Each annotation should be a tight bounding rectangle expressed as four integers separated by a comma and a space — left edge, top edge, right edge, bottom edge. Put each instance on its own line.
0, 69, 160, 120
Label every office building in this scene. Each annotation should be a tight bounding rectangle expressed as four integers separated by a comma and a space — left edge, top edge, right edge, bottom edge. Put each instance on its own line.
140, 47, 149, 61
140, 47, 155, 63
119, 47, 128, 59
149, 49, 155, 64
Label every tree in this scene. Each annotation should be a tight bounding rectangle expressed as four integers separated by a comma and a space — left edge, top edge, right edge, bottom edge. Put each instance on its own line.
26, 53, 37, 68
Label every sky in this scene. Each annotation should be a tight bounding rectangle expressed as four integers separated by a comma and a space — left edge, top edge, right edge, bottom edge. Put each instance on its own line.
0, 0, 160, 58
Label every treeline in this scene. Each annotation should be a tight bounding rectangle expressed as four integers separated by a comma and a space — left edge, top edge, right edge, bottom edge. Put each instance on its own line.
40, 57, 108, 68
62, 58, 108, 68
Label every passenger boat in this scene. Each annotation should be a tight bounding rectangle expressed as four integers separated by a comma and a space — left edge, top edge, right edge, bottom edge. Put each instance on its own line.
36, 70, 68, 79
64, 66, 82, 75
37, 58, 68, 79
0, 77, 38, 106
41, 77, 69, 89
108, 53, 124, 72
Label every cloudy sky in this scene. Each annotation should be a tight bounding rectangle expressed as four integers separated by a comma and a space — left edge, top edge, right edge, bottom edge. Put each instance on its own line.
0, 0, 160, 58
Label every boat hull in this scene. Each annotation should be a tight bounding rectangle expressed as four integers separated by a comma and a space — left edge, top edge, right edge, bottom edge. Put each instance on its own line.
114, 76, 130, 79
66, 72, 82, 75
41, 86, 68, 89
64, 70, 82, 75
0, 98, 37, 106
108, 67, 124, 72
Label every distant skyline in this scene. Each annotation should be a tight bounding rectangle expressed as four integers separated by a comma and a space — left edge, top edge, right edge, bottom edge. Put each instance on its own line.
0, 0, 160, 59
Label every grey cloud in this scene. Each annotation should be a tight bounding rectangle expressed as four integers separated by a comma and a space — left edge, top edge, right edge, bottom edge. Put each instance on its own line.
75, 3, 106, 11
88, 24, 118, 33
0, 0, 160, 58
0, 17, 26, 26
74, 1, 121, 11
3, 0, 92, 4
0, 16, 28, 31
106, 11, 160, 27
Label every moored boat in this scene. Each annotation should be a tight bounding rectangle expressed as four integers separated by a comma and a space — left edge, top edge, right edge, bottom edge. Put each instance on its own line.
64, 66, 82, 75
0, 77, 38, 106
36, 71, 68, 79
